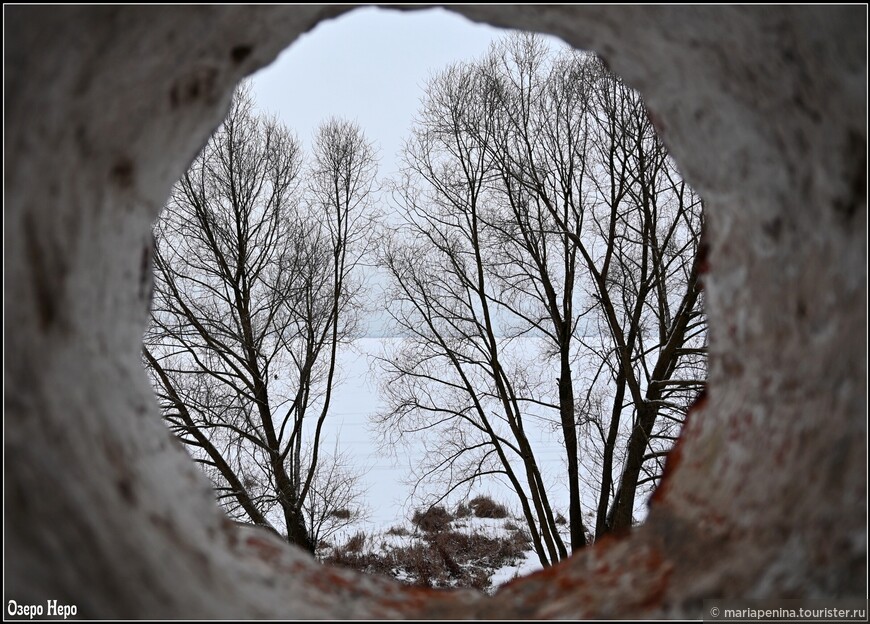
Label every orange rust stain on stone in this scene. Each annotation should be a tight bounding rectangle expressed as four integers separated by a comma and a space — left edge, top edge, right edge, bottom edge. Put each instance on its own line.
490, 538, 678, 619
638, 564, 672, 610
244, 534, 285, 565
305, 567, 360, 592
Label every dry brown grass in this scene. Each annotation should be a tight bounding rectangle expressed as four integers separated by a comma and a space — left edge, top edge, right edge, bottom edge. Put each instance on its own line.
411, 505, 453, 533
323, 522, 530, 591
469, 495, 508, 519
455, 502, 472, 518
344, 531, 367, 553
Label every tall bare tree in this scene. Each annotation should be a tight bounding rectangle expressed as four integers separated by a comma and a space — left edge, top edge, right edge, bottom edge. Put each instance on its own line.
143, 84, 376, 551
563, 58, 706, 537
376, 34, 705, 565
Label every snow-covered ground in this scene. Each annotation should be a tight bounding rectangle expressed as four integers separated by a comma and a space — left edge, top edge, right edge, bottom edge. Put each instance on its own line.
488, 549, 543, 588
314, 337, 581, 590
321, 505, 556, 593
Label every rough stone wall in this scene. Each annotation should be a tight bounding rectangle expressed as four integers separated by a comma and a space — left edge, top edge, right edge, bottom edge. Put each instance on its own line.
4, 5, 865, 619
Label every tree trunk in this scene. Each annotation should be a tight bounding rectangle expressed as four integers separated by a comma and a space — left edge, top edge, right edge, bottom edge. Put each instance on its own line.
609, 402, 657, 532
558, 352, 588, 550
274, 461, 315, 552
596, 370, 626, 539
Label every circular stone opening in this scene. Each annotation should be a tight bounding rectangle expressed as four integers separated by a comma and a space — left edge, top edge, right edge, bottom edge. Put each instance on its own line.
5, 5, 865, 619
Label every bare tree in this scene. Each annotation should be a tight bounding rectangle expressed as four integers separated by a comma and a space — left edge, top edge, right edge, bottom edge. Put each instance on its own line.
303, 447, 370, 550
564, 60, 706, 537
143, 84, 376, 552
375, 34, 706, 564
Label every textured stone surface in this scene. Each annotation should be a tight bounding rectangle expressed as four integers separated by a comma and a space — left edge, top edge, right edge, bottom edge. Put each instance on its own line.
5, 5, 866, 618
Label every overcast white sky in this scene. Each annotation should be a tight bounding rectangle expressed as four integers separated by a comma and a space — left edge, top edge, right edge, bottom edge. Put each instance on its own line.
250, 7, 568, 339
251, 6, 567, 177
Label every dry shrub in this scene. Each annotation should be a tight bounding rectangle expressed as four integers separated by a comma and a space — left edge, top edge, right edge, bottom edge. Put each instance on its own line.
328, 541, 445, 588
455, 502, 472, 518
402, 542, 444, 587
508, 526, 532, 551
385, 525, 409, 536
330, 507, 352, 520
429, 530, 526, 566
323, 527, 530, 592
469, 495, 508, 519
411, 505, 453, 533
344, 531, 367, 553
554, 513, 567, 525
324, 549, 393, 577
